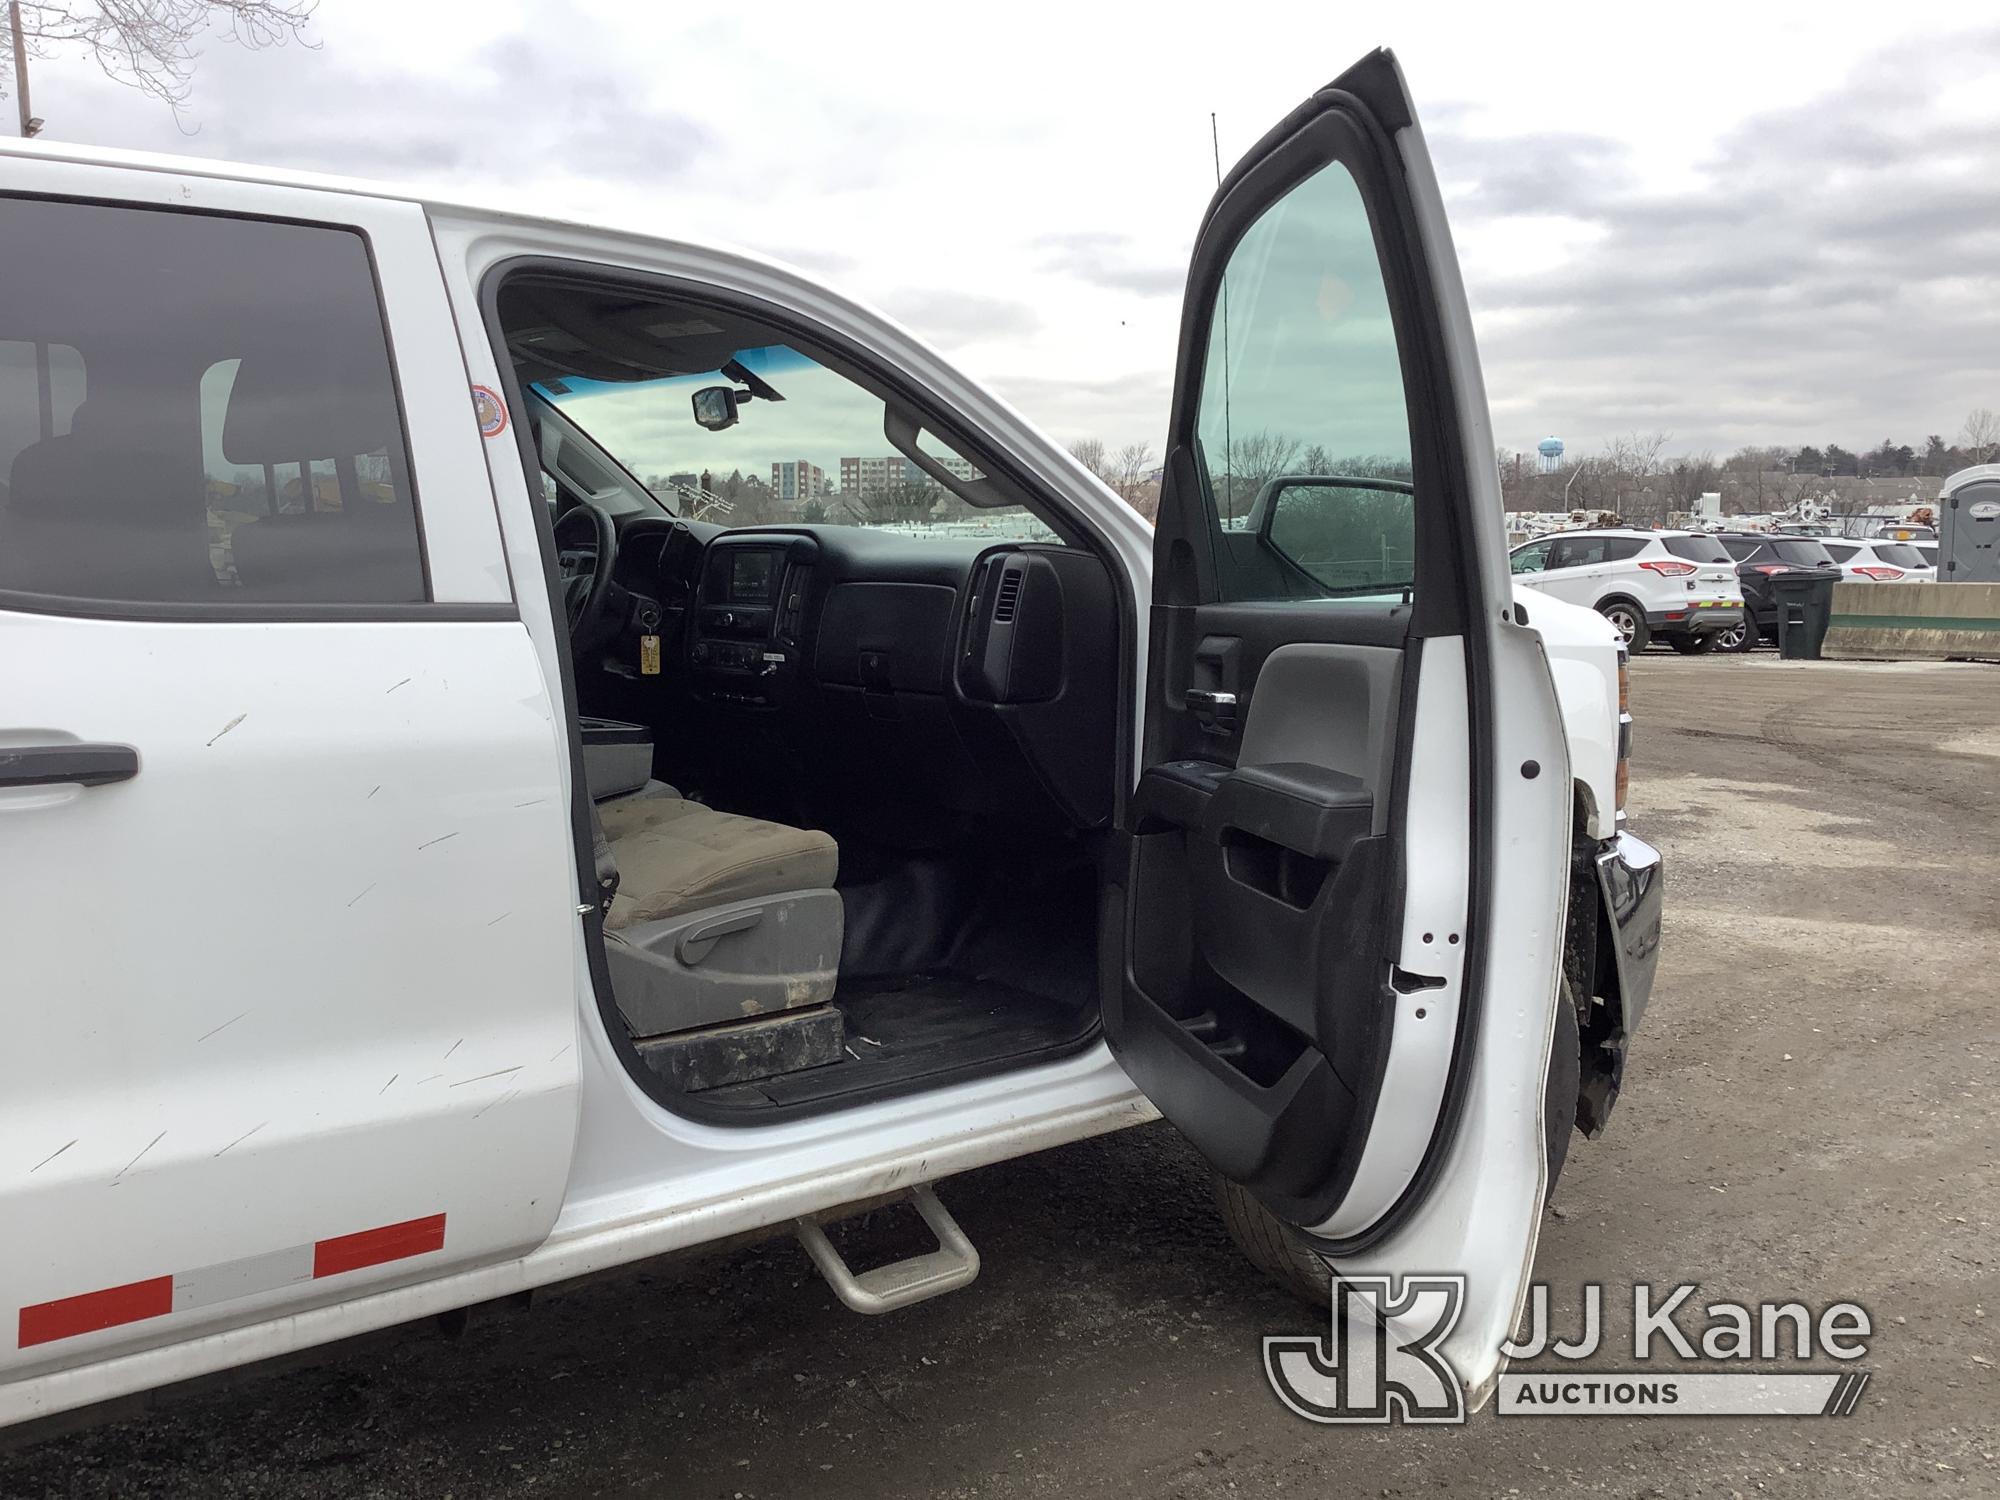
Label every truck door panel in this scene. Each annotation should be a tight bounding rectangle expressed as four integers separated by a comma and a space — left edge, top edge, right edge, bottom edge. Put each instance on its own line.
0, 167, 580, 1388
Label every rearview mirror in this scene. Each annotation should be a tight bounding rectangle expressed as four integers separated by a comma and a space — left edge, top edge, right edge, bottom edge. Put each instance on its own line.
1255, 475, 1416, 595
691, 385, 741, 432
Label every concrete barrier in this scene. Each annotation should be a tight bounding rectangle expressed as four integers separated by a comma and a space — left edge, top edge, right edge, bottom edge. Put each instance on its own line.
1824, 581, 2000, 661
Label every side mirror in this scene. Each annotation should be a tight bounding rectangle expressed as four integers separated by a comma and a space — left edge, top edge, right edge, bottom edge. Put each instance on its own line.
1256, 475, 1416, 595
691, 385, 741, 432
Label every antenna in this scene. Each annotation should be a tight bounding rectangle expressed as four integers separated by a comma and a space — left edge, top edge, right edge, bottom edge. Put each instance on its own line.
1211, 112, 1234, 520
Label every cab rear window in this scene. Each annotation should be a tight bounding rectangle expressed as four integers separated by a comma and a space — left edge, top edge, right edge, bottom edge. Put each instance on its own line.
0, 196, 425, 611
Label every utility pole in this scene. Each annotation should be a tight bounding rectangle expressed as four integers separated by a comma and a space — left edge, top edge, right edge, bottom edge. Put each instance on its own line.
9, 0, 42, 137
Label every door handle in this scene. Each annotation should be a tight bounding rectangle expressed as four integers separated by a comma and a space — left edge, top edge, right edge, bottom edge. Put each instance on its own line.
0, 743, 141, 789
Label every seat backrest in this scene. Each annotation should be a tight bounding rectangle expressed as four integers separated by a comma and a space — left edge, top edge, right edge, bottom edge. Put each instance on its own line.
2, 399, 212, 599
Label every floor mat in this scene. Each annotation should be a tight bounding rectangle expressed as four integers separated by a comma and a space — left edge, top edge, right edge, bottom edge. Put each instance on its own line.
695, 974, 1094, 1109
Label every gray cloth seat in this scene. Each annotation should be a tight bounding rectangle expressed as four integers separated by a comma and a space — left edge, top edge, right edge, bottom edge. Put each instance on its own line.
597, 795, 839, 931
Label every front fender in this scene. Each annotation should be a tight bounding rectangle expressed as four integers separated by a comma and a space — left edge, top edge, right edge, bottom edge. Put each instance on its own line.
1515, 587, 1621, 839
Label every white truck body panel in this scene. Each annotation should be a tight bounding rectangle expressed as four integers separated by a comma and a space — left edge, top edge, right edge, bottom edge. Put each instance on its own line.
0, 108, 1630, 1425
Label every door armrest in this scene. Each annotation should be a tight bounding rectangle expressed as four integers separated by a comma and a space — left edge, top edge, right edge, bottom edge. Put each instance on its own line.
1133, 758, 1233, 832
1206, 762, 1371, 862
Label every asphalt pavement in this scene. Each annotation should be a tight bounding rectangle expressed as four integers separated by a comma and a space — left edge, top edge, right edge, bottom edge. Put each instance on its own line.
3, 654, 1995, 1498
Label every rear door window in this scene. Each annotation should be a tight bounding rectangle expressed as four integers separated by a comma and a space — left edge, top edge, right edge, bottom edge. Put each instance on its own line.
1603, 536, 1646, 561
1548, 535, 1610, 569
0, 197, 425, 609
1823, 542, 1860, 562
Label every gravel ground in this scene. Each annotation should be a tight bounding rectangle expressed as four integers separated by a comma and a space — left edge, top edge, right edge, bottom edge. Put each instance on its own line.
3, 654, 1995, 1498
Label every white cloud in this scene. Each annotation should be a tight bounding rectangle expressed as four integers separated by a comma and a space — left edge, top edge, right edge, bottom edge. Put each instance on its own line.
16, 0, 2000, 464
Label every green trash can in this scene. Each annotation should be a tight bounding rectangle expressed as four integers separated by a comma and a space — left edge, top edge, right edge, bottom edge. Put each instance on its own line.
1772, 570, 1837, 659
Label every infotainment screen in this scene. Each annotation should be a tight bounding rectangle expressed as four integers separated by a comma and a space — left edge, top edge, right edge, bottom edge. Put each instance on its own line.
729, 549, 778, 603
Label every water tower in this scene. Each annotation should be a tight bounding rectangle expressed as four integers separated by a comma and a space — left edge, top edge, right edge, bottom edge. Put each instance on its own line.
1537, 436, 1565, 474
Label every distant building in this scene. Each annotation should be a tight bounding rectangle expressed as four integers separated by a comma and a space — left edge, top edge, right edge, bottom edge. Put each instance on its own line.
1537, 436, 1565, 474
839, 455, 915, 496
838, 452, 978, 495
772, 460, 829, 501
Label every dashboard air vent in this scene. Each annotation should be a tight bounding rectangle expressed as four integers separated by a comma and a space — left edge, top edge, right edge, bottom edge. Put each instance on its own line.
993, 566, 1024, 623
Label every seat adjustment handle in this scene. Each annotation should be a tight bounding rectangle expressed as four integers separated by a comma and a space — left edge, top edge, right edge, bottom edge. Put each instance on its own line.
676, 905, 765, 965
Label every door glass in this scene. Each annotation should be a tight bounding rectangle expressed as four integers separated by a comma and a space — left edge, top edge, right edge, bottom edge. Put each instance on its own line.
0, 196, 425, 607
1510, 541, 1549, 573
1550, 536, 1609, 569
1192, 159, 1413, 600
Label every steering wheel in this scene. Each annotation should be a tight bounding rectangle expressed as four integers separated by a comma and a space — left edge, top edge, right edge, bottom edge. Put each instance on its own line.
553, 500, 619, 652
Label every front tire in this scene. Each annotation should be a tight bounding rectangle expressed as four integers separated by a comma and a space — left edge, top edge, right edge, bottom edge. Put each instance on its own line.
1599, 600, 1650, 653
1215, 1175, 1333, 1310
1215, 972, 1586, 1308
1717, 617, 1756, 652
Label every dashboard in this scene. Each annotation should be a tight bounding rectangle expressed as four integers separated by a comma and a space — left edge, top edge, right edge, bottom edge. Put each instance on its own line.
594, 518, 1121, 839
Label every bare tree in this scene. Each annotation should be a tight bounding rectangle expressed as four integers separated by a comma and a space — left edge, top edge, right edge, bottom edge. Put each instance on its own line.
843, 479, 938, 527
1212, 429, 1302, 518
1110, 441, 1155, 502
1068, 438, 1111, 483
1665, 451, 1719, 513
1960, 408, 2000, 465
3, 0, 315, 128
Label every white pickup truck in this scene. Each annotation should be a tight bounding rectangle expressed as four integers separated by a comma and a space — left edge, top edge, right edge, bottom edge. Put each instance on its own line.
0, 48, 1660, 1428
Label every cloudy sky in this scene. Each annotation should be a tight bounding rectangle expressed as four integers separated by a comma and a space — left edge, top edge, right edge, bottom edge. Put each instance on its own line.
15, 0, 2000, 465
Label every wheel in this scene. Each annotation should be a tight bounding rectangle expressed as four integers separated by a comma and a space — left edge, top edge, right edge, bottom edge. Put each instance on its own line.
1716, 616, 1756, 653
1215, 1175, 1334, 1310
1668, 633, 1716, 655
1215, 973, 1585, 1308
1544, 973, 1582, 1192
1599, 600, 1650, 653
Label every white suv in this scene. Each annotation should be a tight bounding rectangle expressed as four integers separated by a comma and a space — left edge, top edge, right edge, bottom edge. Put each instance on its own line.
1510, 528, 1745, 653
1822, 537, 1935, 582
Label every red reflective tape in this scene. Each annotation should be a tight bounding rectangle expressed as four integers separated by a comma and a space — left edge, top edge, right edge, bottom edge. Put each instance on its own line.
311, 1213, 446, 1279
18, 1276, 173, 1349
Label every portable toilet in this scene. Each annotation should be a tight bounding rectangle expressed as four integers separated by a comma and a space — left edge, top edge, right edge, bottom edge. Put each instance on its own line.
1939, 466, 2000, 581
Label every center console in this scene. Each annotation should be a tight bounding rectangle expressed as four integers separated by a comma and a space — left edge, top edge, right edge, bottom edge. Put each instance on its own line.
688, 533, 819, 706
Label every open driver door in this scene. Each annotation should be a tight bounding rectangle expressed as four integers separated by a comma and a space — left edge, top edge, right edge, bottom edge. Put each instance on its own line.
1102, 49, 1574, 1407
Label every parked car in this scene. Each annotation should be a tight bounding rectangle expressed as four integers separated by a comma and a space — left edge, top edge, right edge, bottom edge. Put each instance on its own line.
1840, 516, 1937, 542
0, 48, 1662, 1426
1509, 527, 1745, 653
1711, 532, 1844, 646
1822, 538, 1935, 582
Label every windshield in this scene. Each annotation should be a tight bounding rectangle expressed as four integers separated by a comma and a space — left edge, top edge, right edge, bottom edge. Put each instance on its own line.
536, 344, 1056, 542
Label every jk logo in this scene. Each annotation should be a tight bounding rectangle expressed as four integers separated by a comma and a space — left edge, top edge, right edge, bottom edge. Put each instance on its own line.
1263, 1274, 1467, 1424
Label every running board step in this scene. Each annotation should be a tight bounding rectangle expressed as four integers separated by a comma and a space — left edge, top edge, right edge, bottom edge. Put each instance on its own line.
794, 1186, 980, 1314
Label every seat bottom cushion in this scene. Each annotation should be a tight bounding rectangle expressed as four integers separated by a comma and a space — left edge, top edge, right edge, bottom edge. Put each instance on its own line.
599, 796, 839, 930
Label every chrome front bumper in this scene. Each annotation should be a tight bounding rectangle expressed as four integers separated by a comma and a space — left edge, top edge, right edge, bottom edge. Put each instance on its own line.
1595, 829, 1663, 1034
